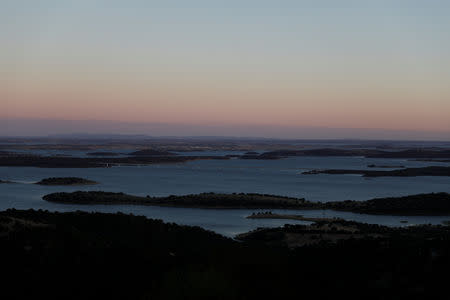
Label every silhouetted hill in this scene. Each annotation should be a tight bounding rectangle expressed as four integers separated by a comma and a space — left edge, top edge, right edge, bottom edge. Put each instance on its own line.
1, 209, 449, 299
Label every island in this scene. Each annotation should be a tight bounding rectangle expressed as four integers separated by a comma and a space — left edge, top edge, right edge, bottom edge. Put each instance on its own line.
244, 151, 259, 155
241, 148, 450, 160
412, 159, 450, 163
1, 208, 449, 299
86, 151, 120, 156
3, 145, 450, 168
129, 149, 175, 156
367, 164, 405, 168
36, 177, 98, 186
43, 191, 450, 215
302, 166, 450, 177
0, 153, 230, 168
247, 211, 341, 222
43, 191, 313, 209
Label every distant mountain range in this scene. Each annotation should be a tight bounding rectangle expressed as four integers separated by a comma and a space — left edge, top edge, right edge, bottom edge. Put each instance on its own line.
1, 118, 449, 141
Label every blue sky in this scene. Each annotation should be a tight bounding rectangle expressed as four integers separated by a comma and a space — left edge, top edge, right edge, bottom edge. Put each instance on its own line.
2, 0, 450, 139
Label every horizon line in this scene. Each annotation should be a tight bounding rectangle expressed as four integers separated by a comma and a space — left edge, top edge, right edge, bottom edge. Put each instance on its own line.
1, 118, 450, 141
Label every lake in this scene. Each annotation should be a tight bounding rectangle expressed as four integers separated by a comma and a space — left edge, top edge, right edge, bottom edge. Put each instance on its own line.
1, 155, 449, 237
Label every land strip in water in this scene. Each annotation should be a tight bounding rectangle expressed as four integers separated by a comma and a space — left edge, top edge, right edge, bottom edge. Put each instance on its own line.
242, 148, 450, 159
35, 177, 98, 186
43, 191, 312, 209
302, 166, 450, 177
43, 191, 450, 215
0, 153, 229, 168
86, 152, 121, 156
246, 211, 342, 222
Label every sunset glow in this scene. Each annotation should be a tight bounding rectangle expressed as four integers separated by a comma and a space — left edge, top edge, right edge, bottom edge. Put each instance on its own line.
2, 0, 450, 138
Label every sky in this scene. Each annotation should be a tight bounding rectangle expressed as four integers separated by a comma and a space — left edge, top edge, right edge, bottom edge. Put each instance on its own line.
1, 0, 450, 139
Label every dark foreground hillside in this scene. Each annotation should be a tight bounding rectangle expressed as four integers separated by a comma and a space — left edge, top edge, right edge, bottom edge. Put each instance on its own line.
1, 209, 449, 300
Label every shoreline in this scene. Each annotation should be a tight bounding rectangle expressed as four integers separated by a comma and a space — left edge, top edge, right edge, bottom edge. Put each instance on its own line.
302, 166, 450, 177
0, 153, 230, 168
247, 212, 342, 222
35, 177, 99, 186
2, 146, 450, 168
42, 191, 450, 216
2, 208, 450, 298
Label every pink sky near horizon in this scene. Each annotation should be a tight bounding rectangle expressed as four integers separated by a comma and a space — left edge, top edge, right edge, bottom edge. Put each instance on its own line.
3, 68, 450, 133
2, 1, 450, 137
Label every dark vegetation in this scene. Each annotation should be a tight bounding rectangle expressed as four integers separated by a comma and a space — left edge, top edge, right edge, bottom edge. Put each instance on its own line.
0, 137, 305, 152
143, 192, 311, 208
237, 218, 450, 246
36, 177, 98, 186
129, 149, 175, 156
86, 151, 120, 156
43, 191, 312, 209
43, 191, 450, 215
43, 191, 148, 204
245, 148, 450, 159
369, 149, 450, 158
244, 151, 259, 155
302, 166, 450, 177
247, 211, 340, 222
327, 192, 450, 215
413, 159, 450, 163
0, 153, 229, 168
3, 144, 450, 168
367, 164, 405, 168
1, 209, 449, 299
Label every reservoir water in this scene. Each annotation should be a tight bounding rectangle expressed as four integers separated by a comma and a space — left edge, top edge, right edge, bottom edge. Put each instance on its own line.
1, 155, 449, 237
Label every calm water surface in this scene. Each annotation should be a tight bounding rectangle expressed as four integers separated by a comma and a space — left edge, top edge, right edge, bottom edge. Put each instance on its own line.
1, 156, 449, 237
